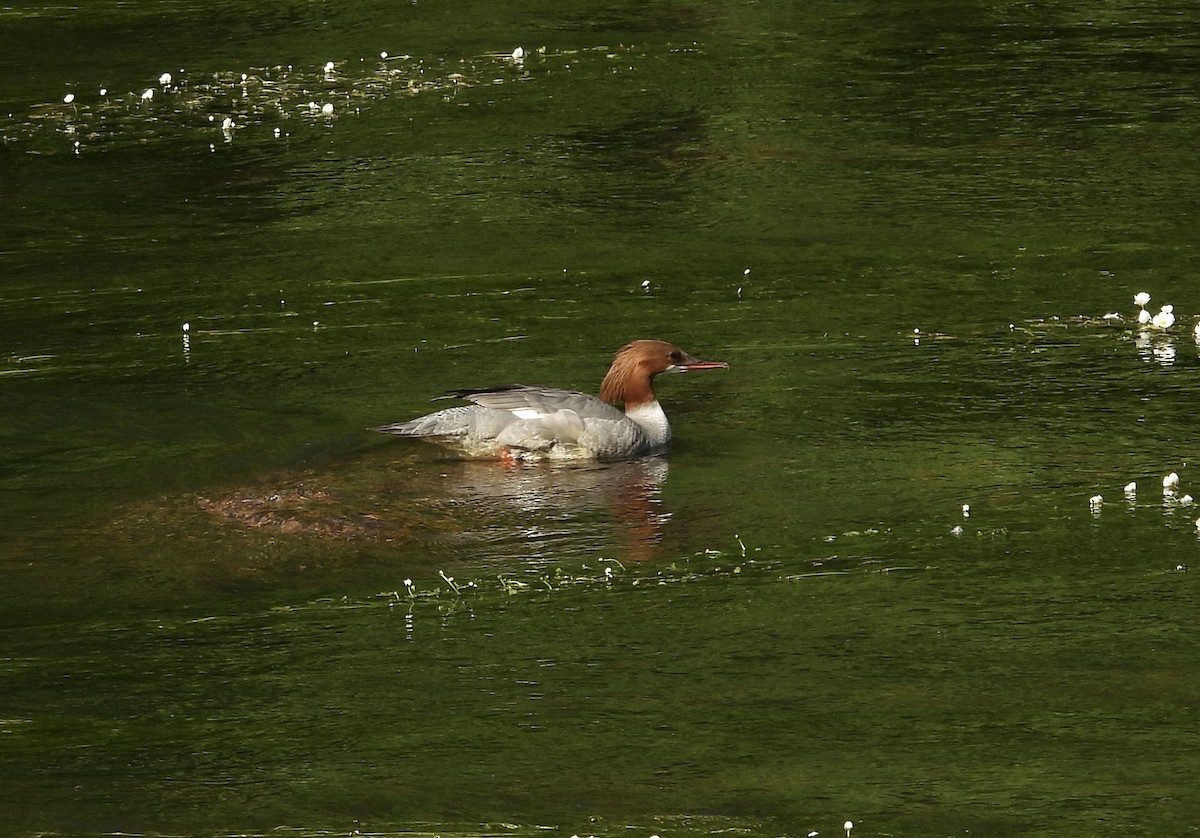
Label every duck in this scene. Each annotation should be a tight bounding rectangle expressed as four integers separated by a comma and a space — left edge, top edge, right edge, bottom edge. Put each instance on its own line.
373, 339, 728, 461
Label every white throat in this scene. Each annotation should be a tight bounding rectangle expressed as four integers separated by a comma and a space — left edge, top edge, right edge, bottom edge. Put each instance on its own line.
625, 400, 671, 447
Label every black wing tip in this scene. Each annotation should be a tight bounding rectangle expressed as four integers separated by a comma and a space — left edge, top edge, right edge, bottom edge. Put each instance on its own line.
437, 384, 527, 400
370, 422, 418, 435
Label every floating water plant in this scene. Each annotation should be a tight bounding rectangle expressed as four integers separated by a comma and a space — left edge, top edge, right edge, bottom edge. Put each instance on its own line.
1152, 305, 1175, 330
5, 44, 572, 153
1129, 292, 1176, 329
438, 569, 461, 595
497, 574, 528, 594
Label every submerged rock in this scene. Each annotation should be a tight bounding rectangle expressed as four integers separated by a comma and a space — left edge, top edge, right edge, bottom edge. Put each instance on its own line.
195, 484, 422, 541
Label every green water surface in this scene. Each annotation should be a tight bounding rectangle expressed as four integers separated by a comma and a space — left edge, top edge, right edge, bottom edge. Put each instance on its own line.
3, 1, 1200, 836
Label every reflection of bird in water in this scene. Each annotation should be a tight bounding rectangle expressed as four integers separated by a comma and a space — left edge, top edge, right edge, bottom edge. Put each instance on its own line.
373, 340, 727, 461
440, 457, 672, 562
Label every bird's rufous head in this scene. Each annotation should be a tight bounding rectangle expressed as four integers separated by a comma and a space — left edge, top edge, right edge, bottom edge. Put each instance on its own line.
599, 340, 727, 406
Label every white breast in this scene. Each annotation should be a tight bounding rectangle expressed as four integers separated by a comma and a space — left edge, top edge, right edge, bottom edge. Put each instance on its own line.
624, 400, 671, 447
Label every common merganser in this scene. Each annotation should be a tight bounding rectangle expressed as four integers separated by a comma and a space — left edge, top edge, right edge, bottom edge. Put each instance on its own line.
373, 339, 728, 461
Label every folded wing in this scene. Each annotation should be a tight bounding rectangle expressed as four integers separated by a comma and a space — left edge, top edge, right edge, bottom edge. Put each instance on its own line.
449, 385, 627, 422
372, 385, 641, 458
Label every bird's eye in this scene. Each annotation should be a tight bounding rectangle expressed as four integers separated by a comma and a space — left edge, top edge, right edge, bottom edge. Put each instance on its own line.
668, 351, 683, 363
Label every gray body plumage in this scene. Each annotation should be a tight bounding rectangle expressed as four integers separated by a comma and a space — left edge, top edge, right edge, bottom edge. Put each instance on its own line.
373, 384, 669, 461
